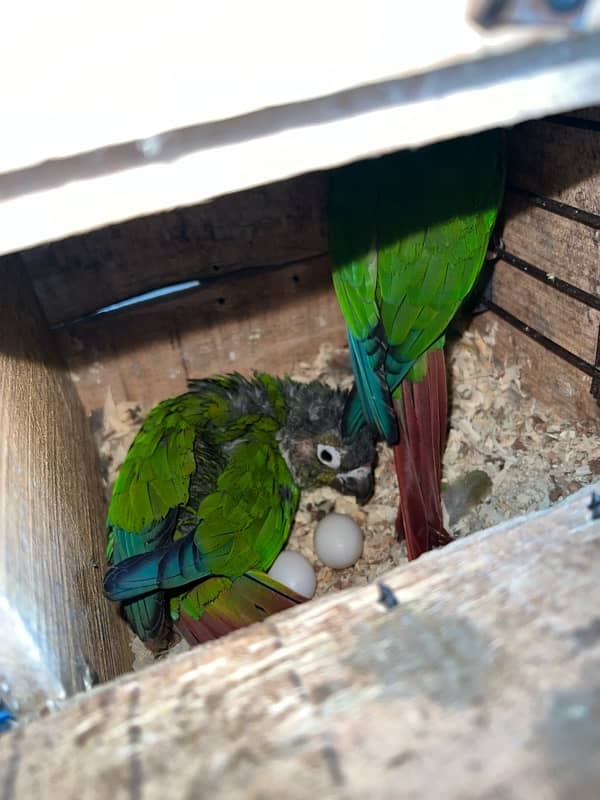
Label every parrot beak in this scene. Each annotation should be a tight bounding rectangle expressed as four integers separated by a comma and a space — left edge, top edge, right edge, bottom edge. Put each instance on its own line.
332, 465, 374, 506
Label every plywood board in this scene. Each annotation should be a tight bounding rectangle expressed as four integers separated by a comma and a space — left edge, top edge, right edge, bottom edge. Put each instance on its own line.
1, 481, 599, 799
508, 119, 600, 214
501, 190, 600, 296
0, 257, 132, 720
56, 256, 346, 416
22, 174, 327, 326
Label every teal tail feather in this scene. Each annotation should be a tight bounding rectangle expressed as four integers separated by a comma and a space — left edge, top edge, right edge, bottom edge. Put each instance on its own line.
345, 328, 398, 444
176, 570, 307, 645
121, 594, 167, 642
108, 516, 175, 641
104, 531, 208, 601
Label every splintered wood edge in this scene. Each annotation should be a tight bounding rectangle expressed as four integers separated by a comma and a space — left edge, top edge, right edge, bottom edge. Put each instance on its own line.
1, 482, 599, 800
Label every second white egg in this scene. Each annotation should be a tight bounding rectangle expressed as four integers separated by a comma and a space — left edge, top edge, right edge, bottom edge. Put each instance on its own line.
268, 551, 316, 599
314, 512, 364, 569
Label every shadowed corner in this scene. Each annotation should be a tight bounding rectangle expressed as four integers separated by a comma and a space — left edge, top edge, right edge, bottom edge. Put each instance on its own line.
0, 254, 64, 366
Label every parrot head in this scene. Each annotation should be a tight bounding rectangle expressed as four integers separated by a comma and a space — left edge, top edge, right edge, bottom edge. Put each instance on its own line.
278, 379, 377, 504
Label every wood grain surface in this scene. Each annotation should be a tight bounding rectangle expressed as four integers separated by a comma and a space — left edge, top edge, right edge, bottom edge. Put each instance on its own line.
508, 119, 600, 214
501, 190, 599, 297
0, 257, 132, 720
491, 260, 599, 364
56, 255, 346, 416
0, 482, 598, 799
21, 173, 328, 326
486, 118, 600, 421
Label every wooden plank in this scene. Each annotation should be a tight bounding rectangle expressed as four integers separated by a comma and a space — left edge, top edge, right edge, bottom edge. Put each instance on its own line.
3, 3, 600, 175
55, 255, 346, 417
565, 106, 600, 123
0, 257, 132, 721
22, 173, 327, 326
2, 17, 600, 258
501, 191, 600, 296
1, 482, 599, 799
508, 120, 600, 215
10, 2, 594, 174
472, 312, 599, 422
491, 260, 599, 364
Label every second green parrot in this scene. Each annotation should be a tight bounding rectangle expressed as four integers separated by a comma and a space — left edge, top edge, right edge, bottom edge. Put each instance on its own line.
103, 372, 376, 645
328, 129, 505, 559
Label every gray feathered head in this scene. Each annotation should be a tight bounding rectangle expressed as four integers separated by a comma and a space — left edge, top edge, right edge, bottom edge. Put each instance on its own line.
279, 378, 376, 503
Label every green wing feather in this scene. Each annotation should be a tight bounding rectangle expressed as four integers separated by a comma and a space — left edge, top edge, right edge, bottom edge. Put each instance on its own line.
187, 430, 299, 580
375, 131, 505, 388
107, 394, 204, 534
107, 426, 300, 620
125, 421, 300, 626
328, 158, 380, 339
329, 129, 505, 440
105, 393, 206, 639
329, 158, 398, 440
104, 378, 300, 639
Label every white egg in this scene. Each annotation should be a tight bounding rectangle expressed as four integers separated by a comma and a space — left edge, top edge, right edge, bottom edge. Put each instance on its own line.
314, 512, 364, 569
268, 551, 316, 599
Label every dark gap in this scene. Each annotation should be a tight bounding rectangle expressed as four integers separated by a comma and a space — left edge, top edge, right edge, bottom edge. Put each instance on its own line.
506, 186, 600, 230
495, 249, 600, 311
547, 114, 600, 135
483, 300, 600, 385
216, 297, 225, 305
50, 251, 328, 330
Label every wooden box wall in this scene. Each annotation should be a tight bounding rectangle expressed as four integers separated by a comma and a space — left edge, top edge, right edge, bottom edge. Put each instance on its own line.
23, 174, 345, 418
476, 107, 600, 423
12, 113, 600, 427
1, 110, 599, 723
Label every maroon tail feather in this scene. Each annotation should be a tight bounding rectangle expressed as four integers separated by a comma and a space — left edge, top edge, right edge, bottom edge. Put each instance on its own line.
393, 348, 452, 560
175, 571, 307, 646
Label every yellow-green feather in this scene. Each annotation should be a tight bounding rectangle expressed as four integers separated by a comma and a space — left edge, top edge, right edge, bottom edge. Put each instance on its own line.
107, 393, 204, 534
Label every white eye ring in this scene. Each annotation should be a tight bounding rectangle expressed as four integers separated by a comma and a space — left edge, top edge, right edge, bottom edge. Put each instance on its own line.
317, 444, 342, 469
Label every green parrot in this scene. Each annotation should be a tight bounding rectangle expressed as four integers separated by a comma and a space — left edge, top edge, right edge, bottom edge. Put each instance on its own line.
103, 372, 376, 645
328, 129, 505, 559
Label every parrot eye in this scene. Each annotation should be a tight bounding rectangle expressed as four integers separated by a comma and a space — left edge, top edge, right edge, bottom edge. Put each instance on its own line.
317, 444, 342, 469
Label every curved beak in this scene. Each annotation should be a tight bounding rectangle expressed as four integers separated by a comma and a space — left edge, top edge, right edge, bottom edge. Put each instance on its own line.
332, 465, 374, 506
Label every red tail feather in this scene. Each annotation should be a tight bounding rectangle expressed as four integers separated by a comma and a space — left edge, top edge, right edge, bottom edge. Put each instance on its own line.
177, 611, 238, 646
393, 348, 452, 560
175, 571, 306, 646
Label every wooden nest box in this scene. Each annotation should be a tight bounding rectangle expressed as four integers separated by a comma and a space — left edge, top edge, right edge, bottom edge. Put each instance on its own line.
0, 6, 599, 798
